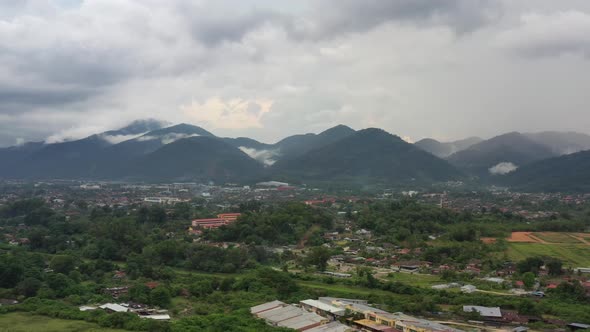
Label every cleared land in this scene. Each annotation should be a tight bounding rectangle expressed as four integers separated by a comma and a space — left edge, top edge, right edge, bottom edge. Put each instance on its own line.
0, 312, 127, 332
507, 232, 540, 243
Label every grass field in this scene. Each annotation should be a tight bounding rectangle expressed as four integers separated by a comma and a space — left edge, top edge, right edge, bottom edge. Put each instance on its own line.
533, 232, 582, 244
507, 242, 590, 267
384, 272, 442, 287
0, 312, 128, 332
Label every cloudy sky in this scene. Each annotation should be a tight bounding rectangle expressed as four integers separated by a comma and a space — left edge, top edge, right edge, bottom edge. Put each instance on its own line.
1, 0, 590, 147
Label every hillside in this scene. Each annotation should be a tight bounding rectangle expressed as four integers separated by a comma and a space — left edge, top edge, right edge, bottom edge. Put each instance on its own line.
414, 137, 482, 158
447, 132, 556, 177
272, 128, 463, 185
524, 131, 590, 155
273, 125, 356, 160
502, 150, 590, 192
117, 136, 264, 183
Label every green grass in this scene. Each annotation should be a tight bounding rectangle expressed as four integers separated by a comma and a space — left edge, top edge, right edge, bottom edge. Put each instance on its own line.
0, 312, 128, 332
532, 232, 583, 244
384, 272, 442, 287
507, 242, 590, 267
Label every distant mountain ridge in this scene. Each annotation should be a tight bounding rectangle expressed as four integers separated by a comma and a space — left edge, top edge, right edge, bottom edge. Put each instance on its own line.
2, 121, 590, 190
415, 137, 482, 158
502, 149, 590, 192
271, 128, 463, 184
446, 132, 557, 177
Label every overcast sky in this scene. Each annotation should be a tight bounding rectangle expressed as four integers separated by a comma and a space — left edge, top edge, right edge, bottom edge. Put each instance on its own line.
1, 0, 590, 147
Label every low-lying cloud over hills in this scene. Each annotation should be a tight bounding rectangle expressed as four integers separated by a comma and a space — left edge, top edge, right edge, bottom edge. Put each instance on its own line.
2, 120, 590, 191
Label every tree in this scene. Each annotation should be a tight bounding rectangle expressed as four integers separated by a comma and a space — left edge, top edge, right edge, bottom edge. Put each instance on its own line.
522, 272, 536, 289
517, 257, 544, 274
189, 280, 213, 297
546, 259, 563, 276
148, 206, 167, 224
305, 247, 331, 271
50, 255, 76, 274
17, 277, 42, 297
150, 286, 171, 308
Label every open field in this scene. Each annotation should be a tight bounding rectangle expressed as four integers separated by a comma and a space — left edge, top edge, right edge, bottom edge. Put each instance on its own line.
0, 312, 127, 332
533, 232, 583, 244
384, 272, 442, 287
507, 232, 540, 243
507, 232, 590, 245
507, 242, 590, 267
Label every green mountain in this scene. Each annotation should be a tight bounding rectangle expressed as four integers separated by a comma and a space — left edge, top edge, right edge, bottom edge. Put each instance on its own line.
501, 150, 590, 192
271, 128, 463, 185
273, 124, 356, 160
447, 132, 556, 177
117, 136, 264, 183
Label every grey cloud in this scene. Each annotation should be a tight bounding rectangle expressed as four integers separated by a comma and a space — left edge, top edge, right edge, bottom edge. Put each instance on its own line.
188, 10, 281, 46
0, 85, 96, 112
289, 0, 502, 40
497, 11, 590, 58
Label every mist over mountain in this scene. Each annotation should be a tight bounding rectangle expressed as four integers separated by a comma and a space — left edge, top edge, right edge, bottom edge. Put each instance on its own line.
2, 120, 590, 190
414, 137, 482, 158
502, 149, 590, 192
524, 131, 590, 155
447, 132, 557, 177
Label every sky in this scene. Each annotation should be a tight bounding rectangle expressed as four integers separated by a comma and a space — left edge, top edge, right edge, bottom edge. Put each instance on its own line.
1, 0, 590, 147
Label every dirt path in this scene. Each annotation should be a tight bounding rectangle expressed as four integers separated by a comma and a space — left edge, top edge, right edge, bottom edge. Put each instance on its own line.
527, 233, 548, 244
475, 289, 518, 297
569, 234, 590, 246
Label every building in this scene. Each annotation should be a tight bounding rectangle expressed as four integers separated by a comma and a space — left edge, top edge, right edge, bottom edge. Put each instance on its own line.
463, 306, 502, 319
190, 213, 241, 232
254, 303, 329, 331
251, 300, 286, 315
300, 299, 346, 319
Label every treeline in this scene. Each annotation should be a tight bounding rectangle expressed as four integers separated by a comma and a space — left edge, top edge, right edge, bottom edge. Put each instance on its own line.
206, 203, 333, 245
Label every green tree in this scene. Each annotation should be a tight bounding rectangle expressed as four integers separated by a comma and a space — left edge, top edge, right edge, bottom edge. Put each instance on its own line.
150, 286, 171, 308
17, 277, 42, 297
546, 259, 563, 276
50, 255, 76, 274
522, 272, 536, 289
305, 247, 331, 271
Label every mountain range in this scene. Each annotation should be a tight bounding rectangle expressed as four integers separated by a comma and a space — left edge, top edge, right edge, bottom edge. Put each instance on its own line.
2, 120, 590, 191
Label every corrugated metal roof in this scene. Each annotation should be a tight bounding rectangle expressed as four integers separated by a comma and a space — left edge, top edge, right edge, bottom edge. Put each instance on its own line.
277, 312, 326, 330
250, 300, 285, 314
301, 299, 346, 315
463, 305, 502, 318
258, 305, 302, 323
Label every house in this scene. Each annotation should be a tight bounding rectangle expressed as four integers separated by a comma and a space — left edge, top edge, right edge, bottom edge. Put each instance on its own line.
463, 306, 502, 319
461, 285, 477, 293
568, 323, 590, 331
99, 303, 129, 313
103, 286, 129, 298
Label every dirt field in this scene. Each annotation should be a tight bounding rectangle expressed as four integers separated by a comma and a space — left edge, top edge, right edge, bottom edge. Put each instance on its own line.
507, 232, 590, 245
507, 232, 542, 243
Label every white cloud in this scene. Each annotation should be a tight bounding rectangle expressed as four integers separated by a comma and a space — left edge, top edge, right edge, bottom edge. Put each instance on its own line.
100, 133, 146, 144
239, 146, 278, 166
489, 162, 518, 175
181, 97, 273, 129
136, 133, 200, 144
